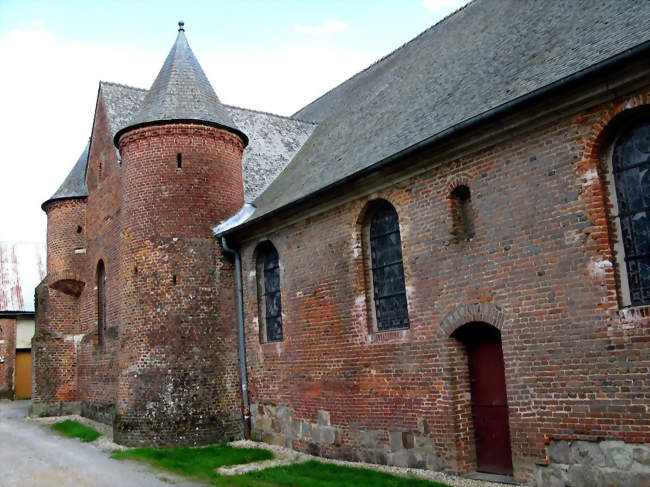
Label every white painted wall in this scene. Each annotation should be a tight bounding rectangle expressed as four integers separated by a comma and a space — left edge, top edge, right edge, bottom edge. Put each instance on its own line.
15, 319, 34, 349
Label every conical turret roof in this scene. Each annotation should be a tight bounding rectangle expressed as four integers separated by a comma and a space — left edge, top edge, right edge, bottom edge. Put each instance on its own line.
42, 142, 89, 209
114, 23, 247, 146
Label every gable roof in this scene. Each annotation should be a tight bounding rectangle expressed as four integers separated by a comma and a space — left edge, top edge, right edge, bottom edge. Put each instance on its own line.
114, 27, 246, 145
246, 0, 650, 225
44, 82, 315, 208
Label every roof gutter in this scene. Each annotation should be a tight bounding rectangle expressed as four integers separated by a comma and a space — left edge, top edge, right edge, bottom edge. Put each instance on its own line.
224, 40, 650, 237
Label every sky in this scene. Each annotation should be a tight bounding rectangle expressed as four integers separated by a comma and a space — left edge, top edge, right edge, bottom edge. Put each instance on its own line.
0, 0, 470, 244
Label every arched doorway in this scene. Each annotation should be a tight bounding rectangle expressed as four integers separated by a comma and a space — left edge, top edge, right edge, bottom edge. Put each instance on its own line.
453, 322, 513, 475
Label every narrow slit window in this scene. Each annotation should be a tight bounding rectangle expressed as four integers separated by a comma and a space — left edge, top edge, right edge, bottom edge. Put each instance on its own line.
97, 260, 106, 345
177, 153, 182, 169
450, 185, 475, 242
369, 202, 409, 331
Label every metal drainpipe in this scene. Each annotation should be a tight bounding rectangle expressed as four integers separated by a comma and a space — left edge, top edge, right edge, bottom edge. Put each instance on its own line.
221, 236, 251, 439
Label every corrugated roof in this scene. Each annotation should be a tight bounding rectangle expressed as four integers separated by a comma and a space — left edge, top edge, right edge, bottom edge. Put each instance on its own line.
42, 143, 89, 208
249, 0, 650, 221
114, 26, 246, 145
0, 242, 46, 313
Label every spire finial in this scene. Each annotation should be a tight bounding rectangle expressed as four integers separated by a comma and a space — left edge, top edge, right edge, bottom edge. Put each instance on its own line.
178, 21, 185, 32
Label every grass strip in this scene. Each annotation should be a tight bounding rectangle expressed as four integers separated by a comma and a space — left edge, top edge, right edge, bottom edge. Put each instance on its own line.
113, 445, 450, 487
51, 420, 101, 442
229, 460, 450, 487
112, 445, 273, 482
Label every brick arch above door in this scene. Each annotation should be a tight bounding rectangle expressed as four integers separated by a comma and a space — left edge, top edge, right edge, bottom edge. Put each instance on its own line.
439, 302, 506, 337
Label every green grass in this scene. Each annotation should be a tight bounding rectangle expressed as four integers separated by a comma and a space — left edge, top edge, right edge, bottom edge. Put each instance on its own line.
112, 446, 450, 487
224, 461, 450, 487
51, 420, 101, 442
111, 445, 273, 483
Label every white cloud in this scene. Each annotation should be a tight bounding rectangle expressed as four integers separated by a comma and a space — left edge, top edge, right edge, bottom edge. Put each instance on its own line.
293, 20, 348, 35
0, 27, 374, 243
0, 28, 159, 243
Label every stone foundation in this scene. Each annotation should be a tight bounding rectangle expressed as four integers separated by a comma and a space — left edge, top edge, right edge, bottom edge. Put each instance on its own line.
81, 401, 115, 426
30, 401, 81, 417
250, 404, 443, 470
533, 440, 650, 487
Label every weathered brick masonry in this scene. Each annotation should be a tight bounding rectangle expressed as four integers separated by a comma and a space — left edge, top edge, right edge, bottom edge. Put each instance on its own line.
237, 88, 650, 482
114, 123, 245, 445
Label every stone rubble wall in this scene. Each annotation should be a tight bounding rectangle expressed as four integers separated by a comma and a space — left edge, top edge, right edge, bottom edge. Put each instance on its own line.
251, 403, 443, 470
533, 439, 650, 487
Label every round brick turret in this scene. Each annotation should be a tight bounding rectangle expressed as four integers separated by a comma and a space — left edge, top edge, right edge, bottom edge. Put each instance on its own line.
114, 122, 245, 446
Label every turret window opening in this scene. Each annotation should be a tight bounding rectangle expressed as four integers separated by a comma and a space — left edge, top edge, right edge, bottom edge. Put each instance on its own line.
450, 185, 475, 242
97, 260, 106, 345
256, 242, 283, 342
367, 201, 409, 331
177, 153, 182, 169
609, 118, 650, 306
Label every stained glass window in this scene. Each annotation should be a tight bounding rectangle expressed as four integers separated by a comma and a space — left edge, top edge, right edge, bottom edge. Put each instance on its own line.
370, 202, 409, 330
613, 120, 650, 306
263, 246, 283, 341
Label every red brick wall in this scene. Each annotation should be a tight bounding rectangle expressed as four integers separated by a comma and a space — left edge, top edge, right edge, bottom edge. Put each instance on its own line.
0, 318, 15, 398
238, 87, 650, 482
34, 198, 86, 404
76, 91, 123, 416
114, 123, 245, 445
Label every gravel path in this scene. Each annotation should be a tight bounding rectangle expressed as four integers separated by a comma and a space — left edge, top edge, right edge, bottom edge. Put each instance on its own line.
0, 400, 201, 487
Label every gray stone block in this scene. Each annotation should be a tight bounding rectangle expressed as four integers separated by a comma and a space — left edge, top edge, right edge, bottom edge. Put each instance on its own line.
388, 449, 412, 468
360, 430, 377, 449
359, 449, 377, 464
317, 410, 330, 426
633, 445, 650, 466
601, 441, 633, 469
568, 464, 603, 487
290, 419, 302, 439
276, 405, 294, 421
250, 403, 259, 417
571, 440, 606, 466
416, 435, 434, 449
302, 422, 313, 441
389, 431, 403, 451
534, 465, 568, 487
321, 426, 336, 445
601, 468, 650, 487
549, 440, 570, 464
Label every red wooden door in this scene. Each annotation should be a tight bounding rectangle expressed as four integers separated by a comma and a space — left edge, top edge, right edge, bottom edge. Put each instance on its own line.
467, 331, 513, 475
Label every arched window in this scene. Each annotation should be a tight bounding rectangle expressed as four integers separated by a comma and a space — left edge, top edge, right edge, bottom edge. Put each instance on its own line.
611, 119, 650, 306
97, 260, 106, 344
368, 201, 409, 331
256, 243, 283, 342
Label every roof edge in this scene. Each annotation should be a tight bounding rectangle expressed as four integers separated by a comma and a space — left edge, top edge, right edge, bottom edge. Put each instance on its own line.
113, 118, 250, 148
229, 39, 650, 236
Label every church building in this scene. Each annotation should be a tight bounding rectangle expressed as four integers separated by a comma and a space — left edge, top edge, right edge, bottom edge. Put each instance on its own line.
34, 1, 650, 484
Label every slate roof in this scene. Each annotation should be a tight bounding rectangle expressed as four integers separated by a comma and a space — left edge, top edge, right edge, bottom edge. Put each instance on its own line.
46, 83, 315, 206
42, 143, 89, 208
114, 27, 246, 145
0, 242, 46, 313
248, 0, 650, 223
